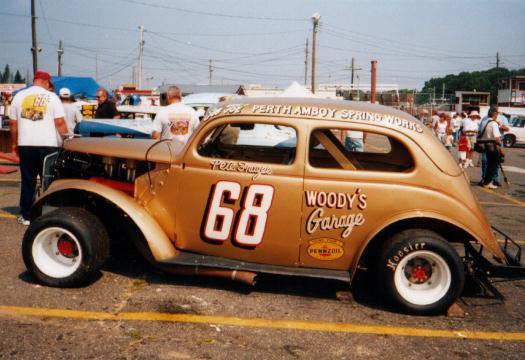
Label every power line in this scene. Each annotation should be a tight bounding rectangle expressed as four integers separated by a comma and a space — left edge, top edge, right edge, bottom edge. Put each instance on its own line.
321, 28, 493, 60
115, 0, 308, 22
321, 23, 493, 58
153, 29, 307, 38
147, 30, 304, 57
38, 0, 54, 41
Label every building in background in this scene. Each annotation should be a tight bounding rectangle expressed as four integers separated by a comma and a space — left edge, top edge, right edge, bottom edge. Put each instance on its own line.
455, 91, 491, 117
498, 76, 525, 110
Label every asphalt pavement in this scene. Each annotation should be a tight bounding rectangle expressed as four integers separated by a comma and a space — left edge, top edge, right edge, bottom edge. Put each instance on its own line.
0, 146, 524, 359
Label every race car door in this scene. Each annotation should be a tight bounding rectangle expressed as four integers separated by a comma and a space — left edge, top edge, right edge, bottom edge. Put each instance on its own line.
300, 124, 415, 270
176, 119, 304, 267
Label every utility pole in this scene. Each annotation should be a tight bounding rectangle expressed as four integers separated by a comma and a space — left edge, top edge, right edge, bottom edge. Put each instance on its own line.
344, 58, 361, 99
208, 59, 213, 85
441, 82, 445, 104
138, 25, 145, 89
304, 37, 309, 86
496, 52, 500, 105
311, 13, 320, 94
30, 0, 38, 75
57, 40, 64, 76
356, 75, 360, 101
370, 60, 377, 104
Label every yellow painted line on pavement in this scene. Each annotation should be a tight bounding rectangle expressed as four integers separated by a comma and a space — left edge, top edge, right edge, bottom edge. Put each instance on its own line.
1, 305, 525, 341
479, 187, 525, 207
480, 201, 523, 207
0, 211, 16, 219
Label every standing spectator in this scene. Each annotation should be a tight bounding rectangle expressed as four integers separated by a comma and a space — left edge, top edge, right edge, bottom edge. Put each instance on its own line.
94, 88, 120, 119
152, 86, 199, 143
430, 110, 440, 129
9, 70, 68, 225
457, 133, 470, 168
478, 108, 503, 189
444, 128, 454, 152
451, 113, 461, 144
490, 108, 510, 185
495, 107, 510, 144
59, 87, 82, 134
462, 111, 480, 167
434, 113, 449, 143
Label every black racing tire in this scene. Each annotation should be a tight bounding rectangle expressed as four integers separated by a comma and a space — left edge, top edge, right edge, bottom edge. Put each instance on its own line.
22, 207, 110, 287
377, 229, 464, 315
502, 134, 515, 148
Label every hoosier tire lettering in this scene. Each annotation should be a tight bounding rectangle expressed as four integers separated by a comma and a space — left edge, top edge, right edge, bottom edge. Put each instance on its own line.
386, 242, 426, 271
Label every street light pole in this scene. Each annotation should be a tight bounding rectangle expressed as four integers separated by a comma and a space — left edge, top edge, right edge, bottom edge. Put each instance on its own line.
311, 13, 320, 94
57, 40, 64, 76
138, 25, 145, 89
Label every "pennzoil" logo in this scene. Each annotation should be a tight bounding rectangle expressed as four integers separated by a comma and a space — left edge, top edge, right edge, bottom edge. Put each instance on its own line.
307, 238, 344, 261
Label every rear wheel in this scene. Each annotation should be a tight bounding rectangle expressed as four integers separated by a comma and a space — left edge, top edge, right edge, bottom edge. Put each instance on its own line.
377, 229, 464, 315
22, 207, 109, 287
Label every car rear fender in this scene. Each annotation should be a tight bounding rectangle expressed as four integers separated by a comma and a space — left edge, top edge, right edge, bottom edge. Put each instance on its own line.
352, 210, 505, 277
31, 179, 178, 261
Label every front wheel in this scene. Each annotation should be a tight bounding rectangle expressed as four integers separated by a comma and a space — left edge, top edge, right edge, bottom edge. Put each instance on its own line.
22, 207, 110, 287
377, 229, 464, 315
503, 134, 515, 148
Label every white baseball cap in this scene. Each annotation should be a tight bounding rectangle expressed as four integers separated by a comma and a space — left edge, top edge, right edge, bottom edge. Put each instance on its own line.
59, 87, 71, 98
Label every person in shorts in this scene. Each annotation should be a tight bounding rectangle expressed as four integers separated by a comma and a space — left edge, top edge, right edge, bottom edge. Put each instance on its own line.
463, 111, 480, 167
457, 134, 469, 168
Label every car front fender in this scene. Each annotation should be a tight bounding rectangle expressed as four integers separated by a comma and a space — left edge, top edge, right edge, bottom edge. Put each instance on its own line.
32, 179, 178, 262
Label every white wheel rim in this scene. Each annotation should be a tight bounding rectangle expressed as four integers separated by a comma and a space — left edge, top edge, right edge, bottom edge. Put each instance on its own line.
394, 250, 451, 306
32, 227, 82, 279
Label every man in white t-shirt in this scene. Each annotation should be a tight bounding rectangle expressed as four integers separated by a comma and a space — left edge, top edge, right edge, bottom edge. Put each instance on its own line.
152, 86, 199, 144
59, 87, 82, 134
9, 70, 68, 225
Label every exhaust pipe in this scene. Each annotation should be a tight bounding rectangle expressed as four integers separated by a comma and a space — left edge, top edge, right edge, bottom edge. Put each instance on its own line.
161, 266, 257, 286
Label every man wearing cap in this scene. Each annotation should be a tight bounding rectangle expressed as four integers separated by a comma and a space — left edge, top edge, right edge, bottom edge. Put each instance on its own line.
9, 71, 68, 225
59, 87, 82, 134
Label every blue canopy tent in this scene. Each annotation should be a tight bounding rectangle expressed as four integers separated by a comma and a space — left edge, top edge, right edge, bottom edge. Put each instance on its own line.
50, 76, 106, 100
11, 76, 108, 100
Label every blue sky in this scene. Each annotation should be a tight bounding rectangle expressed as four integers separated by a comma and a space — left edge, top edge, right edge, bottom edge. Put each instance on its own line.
1, 0, 524, 90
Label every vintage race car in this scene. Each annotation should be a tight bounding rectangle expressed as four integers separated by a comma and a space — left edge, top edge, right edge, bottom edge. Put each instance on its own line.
23, 98, 524, 315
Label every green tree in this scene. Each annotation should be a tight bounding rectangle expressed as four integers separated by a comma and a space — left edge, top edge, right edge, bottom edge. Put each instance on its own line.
1, 64, 12, 83
421, 67, 525, 104
13, 70, 25, 84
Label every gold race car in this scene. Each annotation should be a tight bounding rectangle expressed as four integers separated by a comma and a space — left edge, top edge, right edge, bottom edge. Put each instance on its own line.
23, 98, 523, 315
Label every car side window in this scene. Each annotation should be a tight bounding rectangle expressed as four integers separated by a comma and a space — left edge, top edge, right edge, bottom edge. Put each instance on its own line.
198, 122, 297, 165
308, 128, 414, 172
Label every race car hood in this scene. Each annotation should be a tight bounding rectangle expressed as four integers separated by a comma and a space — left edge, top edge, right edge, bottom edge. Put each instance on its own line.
63, 137, 185, 164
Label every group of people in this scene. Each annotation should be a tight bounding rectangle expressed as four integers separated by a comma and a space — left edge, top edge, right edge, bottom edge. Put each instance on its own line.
8, 70, 120, 225
427, 108, 508, 189
9, 72, 201, 225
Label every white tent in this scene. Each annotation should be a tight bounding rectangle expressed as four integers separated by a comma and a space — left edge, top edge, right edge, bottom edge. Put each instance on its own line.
278, 81, 314, 98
